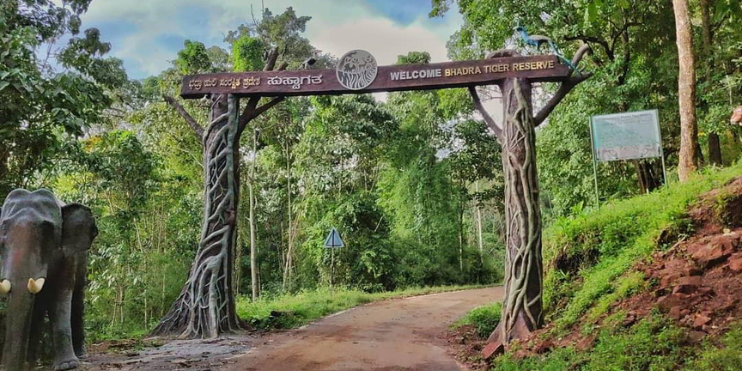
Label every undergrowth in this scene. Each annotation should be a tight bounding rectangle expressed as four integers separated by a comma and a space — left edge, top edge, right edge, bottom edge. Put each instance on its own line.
452, 302, 502, 338
685, 322, 742, 370
492, 314, 687, 371
236, 284, 487, 330
491, 317, 742, 371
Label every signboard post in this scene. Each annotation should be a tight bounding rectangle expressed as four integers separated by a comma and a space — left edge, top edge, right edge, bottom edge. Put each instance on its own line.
589, 109, 667, 207
324, 228, 344, 287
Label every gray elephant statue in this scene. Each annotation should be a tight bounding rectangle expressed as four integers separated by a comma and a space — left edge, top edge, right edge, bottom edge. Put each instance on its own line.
0, 189, 97, 371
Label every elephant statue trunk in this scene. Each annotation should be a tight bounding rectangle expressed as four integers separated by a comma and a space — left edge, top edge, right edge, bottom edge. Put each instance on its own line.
0, 189, 97, 371
3, 281, 37, 371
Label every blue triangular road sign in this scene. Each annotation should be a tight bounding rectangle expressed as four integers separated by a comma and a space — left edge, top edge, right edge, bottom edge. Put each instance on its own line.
324, 228, 344, 248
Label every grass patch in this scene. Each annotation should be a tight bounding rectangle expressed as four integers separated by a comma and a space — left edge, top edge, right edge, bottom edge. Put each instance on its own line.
452, 302, 502, 338
236, 284, 489, 330
684, 322, 742, 371
492, 314, 687, 371
585, 271, 645, 323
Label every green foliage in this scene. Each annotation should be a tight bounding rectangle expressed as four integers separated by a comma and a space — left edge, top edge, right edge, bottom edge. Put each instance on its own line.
255, 7, 314, 66
578, 314, 686, 371
231, 36, 265, 72
441, 0, 742, 217
585, 272, 644, 323
12, 0, 742, 349
237, 285, 486, 330
176, 40, 211, 74
54, 130, 199, 342
0, 0, 126, 195
492, 314, 687, 371
396, 51, 431, 65
685, 322, 742, 371
453, 302, 502, 338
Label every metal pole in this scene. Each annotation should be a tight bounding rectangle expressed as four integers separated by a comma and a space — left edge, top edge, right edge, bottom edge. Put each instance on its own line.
589, 116, 600, 209
330, 247, 334, 288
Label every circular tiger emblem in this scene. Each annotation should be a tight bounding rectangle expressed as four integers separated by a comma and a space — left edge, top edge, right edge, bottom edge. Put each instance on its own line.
336, 50, 378, 90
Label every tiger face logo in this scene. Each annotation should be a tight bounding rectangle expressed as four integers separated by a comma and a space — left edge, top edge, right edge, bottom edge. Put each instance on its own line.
336, 50, 377, 90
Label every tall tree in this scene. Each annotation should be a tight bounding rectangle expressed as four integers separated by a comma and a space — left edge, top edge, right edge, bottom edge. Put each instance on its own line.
231, 34, 266, 300
226, 7, 329, 293
0, 0, 127, 195
153, 44, 286, 338
468, 47, 591, 354
153, 5, 324, 336
700, 0, 722, 165
673, 0, 699, 181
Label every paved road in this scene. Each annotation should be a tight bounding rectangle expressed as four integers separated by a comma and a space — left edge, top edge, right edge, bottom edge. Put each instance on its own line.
228, 287, 504, 371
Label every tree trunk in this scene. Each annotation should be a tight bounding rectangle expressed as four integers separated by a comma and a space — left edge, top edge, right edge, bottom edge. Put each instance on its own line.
459, 179, 465, 273
708, 133, 722, 165
633, 160, 647, 194
488, 77, 543, 345
700, 0, 722, 166
635, 160, 662, 193
673, 0, 699, 181
470, 48, 591, 357
249, 129, 259, 301
475, 180, 484, 254
152, 94, 244, 338
282, 135, 294, 292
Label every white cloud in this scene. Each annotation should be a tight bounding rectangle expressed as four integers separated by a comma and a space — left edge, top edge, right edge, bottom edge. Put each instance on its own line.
308, 17, 449, 65
78, 0, 463, 78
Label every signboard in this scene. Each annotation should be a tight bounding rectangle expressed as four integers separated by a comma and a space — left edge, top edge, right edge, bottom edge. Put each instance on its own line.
324, 228, 344, 249
181, 53, 570, 99
589, 109, 667, 207
590, 110, 662, 162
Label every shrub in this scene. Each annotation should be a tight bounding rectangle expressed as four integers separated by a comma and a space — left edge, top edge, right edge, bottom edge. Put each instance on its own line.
492, 315, 686, 371
685, 323, 742, 371
453, 302, 502, 338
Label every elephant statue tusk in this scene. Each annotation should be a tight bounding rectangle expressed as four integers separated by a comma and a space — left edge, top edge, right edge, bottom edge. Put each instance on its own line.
0, 280, 10, 294
27, 278, 45, 294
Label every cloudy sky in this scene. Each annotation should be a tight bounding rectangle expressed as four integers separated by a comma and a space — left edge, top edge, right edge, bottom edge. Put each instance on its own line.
76, 0, 463, 80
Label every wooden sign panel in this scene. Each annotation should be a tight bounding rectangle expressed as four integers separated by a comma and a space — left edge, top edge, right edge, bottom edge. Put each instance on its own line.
181, 52, 570, 99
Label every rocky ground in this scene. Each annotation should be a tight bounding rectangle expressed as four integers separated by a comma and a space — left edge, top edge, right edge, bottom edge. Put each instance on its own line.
82, 336, 252, 370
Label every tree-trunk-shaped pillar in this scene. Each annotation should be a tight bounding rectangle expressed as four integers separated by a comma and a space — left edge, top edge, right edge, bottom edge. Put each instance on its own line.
152, 94, 243, 338
496, 78, 544, 342
155, 50, 287, 339
470, 47, 592, 357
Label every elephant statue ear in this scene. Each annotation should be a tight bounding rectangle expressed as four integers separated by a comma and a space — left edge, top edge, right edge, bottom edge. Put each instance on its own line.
61, 203, 98, 251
